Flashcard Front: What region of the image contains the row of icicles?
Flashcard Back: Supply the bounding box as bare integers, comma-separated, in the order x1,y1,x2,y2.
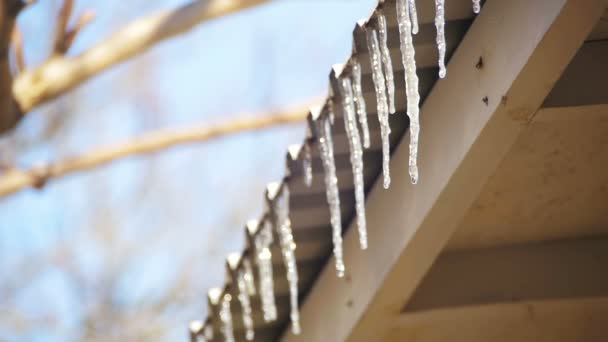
191,0,482,341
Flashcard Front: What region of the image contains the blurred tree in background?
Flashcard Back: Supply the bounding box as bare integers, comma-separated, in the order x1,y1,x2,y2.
0,0,373,340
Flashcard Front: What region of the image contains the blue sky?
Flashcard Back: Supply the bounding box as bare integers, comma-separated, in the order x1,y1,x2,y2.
0,1,375,340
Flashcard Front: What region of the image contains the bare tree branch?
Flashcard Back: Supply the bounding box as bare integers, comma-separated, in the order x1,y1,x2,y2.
53,0,74,54
0,103,313,197
1,0,271,135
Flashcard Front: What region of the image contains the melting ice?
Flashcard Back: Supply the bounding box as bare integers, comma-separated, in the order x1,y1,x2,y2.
316,113,345,277
367,26,392,189
220,294,235,342
255,220,277,322
473,0,481,13
408,0,419,34
340,77,368,250
236,268,255,340
397,0,421,184
273,185,300,334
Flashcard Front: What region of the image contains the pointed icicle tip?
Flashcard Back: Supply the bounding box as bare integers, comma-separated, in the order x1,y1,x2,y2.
434,0,447,78
336,265,345,278
473,0,481,14
397,0,422,186
408,0,419,34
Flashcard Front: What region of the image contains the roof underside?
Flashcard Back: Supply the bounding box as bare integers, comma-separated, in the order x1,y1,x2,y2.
197,1,608,341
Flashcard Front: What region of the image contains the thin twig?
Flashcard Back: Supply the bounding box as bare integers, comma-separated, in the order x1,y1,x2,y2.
0,103,313,197
53,0,74,54
11,24,24,72
62,10,95,53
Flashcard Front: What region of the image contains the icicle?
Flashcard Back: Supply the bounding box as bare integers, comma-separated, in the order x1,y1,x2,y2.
273,185,301,335
302,142,313,187
255,220,277,322
377,10,396,115
236,269,255,340
434,0,447,78
351,61,370,149
472,0,481,13
316,114,345,277
242,258,256,296
220,294,235,342
397,0,421,185
340,77,368,250
367,27,392,189
408,0,419,34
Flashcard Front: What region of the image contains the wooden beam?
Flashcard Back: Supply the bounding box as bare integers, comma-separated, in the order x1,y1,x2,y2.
284,0,606,341
383,297,608,342
407,237,608,312
448,104,608,250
